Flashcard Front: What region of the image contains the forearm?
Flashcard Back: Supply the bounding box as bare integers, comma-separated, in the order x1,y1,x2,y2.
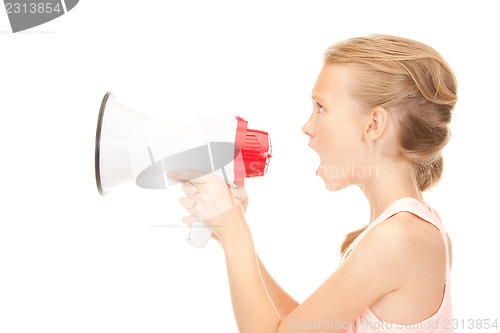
222,224,281,333
256,255,299,319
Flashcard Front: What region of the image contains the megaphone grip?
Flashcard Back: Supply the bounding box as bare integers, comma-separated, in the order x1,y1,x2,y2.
186,221,213,248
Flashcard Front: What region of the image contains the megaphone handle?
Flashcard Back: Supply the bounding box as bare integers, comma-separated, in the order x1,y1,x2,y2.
186,221,213,248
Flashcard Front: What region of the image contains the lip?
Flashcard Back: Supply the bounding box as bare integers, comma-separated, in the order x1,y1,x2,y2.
308,144,321,175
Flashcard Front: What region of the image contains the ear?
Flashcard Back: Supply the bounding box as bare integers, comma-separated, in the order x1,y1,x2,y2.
363,107,389,142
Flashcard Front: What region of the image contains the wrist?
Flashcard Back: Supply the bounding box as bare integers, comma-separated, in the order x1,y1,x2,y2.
210,204,247,237
219,217,252,251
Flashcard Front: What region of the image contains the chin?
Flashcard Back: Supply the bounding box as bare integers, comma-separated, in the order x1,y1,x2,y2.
323,178,349,192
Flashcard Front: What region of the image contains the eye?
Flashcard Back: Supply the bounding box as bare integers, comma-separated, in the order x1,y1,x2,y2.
315,101,325,113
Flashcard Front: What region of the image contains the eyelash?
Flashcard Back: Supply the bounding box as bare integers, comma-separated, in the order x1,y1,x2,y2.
315,102,325,113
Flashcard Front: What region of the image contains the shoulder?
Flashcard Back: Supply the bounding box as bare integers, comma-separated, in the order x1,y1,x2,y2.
348,212,444,286
367,212,445,259
356,213,423,254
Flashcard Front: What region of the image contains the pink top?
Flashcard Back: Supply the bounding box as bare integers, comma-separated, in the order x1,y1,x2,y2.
340,197,453,333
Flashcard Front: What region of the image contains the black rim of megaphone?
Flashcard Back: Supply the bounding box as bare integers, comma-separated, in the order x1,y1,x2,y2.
94,92,113,196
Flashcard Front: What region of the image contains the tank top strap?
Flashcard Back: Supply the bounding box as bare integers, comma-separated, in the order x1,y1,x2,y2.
370,197,441,230
341,197,451,275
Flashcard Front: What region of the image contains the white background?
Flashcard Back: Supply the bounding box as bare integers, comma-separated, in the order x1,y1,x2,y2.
1,1,499,332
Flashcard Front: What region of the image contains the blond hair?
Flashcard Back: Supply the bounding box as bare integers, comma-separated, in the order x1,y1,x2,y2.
322,35,458,256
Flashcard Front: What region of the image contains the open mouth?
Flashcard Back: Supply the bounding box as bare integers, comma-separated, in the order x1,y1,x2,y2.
307,143,321,176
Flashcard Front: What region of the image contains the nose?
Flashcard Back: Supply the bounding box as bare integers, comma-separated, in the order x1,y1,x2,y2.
302,114,315,137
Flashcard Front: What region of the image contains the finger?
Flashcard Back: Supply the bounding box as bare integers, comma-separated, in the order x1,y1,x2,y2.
178,196,196,209
182,215,201,225
180,182,198,196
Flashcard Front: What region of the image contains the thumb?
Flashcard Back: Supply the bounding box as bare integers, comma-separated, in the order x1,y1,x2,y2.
230,186,247,200
230,186,248,212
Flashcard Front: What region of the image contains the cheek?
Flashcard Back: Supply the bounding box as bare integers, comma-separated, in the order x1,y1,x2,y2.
317,120,355,163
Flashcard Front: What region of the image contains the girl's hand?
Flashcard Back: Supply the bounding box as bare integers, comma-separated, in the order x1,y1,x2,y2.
167,170,248,241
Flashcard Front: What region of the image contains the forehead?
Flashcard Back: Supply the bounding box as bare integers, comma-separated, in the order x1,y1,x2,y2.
311,63,353,102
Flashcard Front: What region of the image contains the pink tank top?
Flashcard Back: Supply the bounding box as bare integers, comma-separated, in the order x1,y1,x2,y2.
340,197,453,333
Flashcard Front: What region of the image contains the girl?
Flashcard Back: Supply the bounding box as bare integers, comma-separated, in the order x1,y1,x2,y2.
168,34,456,333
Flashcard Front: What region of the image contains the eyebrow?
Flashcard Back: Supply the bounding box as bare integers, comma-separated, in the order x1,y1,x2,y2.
311,94,326,104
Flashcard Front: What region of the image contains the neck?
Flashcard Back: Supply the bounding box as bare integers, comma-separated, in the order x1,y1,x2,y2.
357,159,425,223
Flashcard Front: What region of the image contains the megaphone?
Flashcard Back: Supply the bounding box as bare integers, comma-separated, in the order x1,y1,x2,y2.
94,92,272,248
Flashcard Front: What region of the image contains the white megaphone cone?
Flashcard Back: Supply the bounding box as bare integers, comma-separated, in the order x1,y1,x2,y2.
94,92,272,248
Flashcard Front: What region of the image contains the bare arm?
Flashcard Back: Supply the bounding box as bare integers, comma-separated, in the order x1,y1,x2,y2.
219,211,413,333
171,174,410,333
256,254,299,319
221,223,281,333
212,234,299,319
227,186,299,318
